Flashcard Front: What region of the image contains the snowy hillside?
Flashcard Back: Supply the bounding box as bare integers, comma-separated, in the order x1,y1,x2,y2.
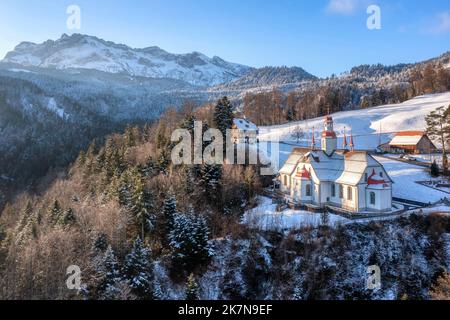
2,33,252,86
213,66,316,90
259,92,450,150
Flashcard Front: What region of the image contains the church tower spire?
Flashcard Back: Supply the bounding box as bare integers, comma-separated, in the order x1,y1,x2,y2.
349,130,355,151
321,115,337,155
343,127,348,149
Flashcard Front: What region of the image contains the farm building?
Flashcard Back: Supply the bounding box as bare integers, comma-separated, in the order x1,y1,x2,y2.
384,131,437,154
231,118,259,144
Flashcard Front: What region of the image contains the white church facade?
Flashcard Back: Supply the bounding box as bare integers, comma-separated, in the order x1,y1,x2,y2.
278,116,393,214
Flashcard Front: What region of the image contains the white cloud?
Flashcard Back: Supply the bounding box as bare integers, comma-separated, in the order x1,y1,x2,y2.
421,12,450,35
428,12,450,34
326,0,359,15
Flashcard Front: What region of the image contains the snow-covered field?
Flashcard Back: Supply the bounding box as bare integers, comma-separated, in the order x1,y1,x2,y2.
244,197,450,232
259,93,450,203
374,156,449,202
243,197,350,231
259,92,450,150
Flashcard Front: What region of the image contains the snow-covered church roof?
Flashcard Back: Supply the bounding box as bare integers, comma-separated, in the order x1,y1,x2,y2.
279,115,392,186
280,149,392,186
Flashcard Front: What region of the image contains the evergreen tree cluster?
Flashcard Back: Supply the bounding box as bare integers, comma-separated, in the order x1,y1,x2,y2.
169,207,213,271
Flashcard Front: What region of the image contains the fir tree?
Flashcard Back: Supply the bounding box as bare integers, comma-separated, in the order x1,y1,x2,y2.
152,279,164,300
76,150,87,168
48,200,62,226
430,160,440,177
180,113,196,135
123,238,153,299
213,97,235,137
198,164,222,203
60,208,76,227
292,285,303,300
157,150,170,174
98,246,122,299
94,233,108,252
15,201,39,245
169,208,212,270
130,168,155,239
185,273,199,300
161,191,177,244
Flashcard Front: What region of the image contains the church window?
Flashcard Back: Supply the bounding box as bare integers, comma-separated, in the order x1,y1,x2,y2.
283,175,287,186
370,192,376,205
331,184,336,197
347,187,353,201
306,184,312,197
339,185,343,198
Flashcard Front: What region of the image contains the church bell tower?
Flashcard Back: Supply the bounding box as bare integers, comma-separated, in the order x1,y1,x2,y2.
321,116,337,155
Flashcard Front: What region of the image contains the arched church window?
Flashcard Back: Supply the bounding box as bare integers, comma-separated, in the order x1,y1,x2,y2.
339,185,343,199
331,184,336,197
347,187,353,201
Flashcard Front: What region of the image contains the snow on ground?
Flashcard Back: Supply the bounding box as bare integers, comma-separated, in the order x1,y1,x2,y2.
8,68,34,74
374,156,449,202
259,93,450,203
259,92,450,150
243,197,349,231
46,98,66,119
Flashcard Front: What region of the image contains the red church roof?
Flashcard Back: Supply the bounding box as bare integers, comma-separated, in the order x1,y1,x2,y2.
296,165,311,179
322,131,337,138
367,169,386,185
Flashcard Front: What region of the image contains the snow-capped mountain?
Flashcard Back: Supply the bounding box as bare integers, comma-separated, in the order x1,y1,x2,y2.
2,33,252,86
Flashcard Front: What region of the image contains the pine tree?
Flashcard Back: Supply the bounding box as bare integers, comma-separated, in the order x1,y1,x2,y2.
185,273,199,300
169,208,212,270
292,285,303,300
430,160,440,177
160,192,177,244
182,166,195,196
76,150,87,168
15,201,39,245
94,233,108,252
180,113,196,135
426,106,450,174
213,97,235,137
48,200,62,226
98,246,122,299
118,169,133,207
157,150,170,174
198,164,222,203
59,208,76,227
130,168,155,239
123,238,153,299
152,279,164,300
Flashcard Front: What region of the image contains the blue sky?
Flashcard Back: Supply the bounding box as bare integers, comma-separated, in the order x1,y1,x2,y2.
0,0,449,77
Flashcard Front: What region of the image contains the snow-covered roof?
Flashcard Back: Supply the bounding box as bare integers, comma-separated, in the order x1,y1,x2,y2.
389,131,425,146
232,118,258,131
279,148,309,175
281,149,392,186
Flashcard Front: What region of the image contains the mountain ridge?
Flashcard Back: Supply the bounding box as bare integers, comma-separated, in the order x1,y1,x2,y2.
3,33,253,87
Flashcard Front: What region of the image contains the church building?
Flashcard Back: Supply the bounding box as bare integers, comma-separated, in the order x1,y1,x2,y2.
278,116,393,213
